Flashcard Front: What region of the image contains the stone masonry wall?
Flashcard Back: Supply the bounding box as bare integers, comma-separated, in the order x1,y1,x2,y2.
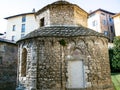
17,36,114,90
36,9,50,27
50,5,74,26
36,4,88,27
74,6,88,27
0,42,17,90
50,5,88,27
17,39,37,90
65,36,114,90
37,38,67,90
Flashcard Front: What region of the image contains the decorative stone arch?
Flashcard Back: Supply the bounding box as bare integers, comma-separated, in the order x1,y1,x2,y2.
86,39,94,46
94,38,105,51
94,38,104,45
85,39,94,54
67,41,76,54
100,38,105,45
76,39,88,55
104,38,108,45
21,48,27,77
100,38,108,47
66,46,86,89
76,39,86,47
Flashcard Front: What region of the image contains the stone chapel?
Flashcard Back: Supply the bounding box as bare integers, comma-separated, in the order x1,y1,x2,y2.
16,1,114,90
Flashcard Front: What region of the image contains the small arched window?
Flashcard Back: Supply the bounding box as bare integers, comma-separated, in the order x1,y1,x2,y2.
21,48,27,77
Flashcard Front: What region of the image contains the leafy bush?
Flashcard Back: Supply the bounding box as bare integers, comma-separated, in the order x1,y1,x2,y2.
111,36,120,72
109,48,113,72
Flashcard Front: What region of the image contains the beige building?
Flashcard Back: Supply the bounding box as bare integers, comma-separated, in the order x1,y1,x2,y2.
5,12,39,41
113,13,120,36
88,9,115,42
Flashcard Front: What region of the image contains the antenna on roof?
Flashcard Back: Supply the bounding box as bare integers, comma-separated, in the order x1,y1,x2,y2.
89,10,92,13
58,0,65,1
32,8,35,12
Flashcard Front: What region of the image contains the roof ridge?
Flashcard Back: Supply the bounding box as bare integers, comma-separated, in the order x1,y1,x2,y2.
89,8,115,15
51,0,71,4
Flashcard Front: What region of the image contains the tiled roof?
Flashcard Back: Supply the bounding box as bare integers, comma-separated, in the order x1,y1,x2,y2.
112,13,120,18
19,26,106,41
0,38,16,44
4,12,35,19
0,33,3,35
89,8,115,15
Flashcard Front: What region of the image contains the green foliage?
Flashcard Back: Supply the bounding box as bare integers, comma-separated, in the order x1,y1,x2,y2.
59,39,66,46
112,36,120,72
109,48,113,71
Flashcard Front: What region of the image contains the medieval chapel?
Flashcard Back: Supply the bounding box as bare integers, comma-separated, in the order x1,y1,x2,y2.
16,1,114,90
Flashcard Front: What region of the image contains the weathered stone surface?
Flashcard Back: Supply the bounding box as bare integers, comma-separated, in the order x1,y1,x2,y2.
36,1,88,27
16,1,114,90
0,39,17,90
17,35,114,90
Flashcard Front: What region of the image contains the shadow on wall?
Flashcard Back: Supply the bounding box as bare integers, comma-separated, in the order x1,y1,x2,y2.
0,62,17,90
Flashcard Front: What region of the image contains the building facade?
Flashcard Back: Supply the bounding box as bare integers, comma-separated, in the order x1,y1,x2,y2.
113,13,120,36
5,12,39,42
0,38,18,90
88,9,115,42
16,1,114,90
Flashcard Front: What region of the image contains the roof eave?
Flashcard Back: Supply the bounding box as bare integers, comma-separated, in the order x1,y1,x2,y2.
112,13,120,18
89,8,115,15
4,12,35,19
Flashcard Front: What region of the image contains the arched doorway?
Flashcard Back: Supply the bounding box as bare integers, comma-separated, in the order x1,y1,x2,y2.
67,49,85,89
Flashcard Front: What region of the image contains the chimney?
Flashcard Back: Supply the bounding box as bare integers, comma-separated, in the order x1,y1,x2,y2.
32,8,35,12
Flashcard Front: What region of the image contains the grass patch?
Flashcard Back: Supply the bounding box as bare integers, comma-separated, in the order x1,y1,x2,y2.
111,73,120,90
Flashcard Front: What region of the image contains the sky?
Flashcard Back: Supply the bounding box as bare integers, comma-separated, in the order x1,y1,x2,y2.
0,0,120,33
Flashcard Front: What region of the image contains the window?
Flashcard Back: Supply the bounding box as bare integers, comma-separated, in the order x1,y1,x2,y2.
12,35,15,41
22,16,26,22
104,31,108,36
12,25,16,31
110,26,113,33
21,48,27,77
21,24,25,32
40,18,44,27
101,13,105,16
21,34,25,38
109,18,112,22
102,20,106,25
0,57,2,64
92,20,97,26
